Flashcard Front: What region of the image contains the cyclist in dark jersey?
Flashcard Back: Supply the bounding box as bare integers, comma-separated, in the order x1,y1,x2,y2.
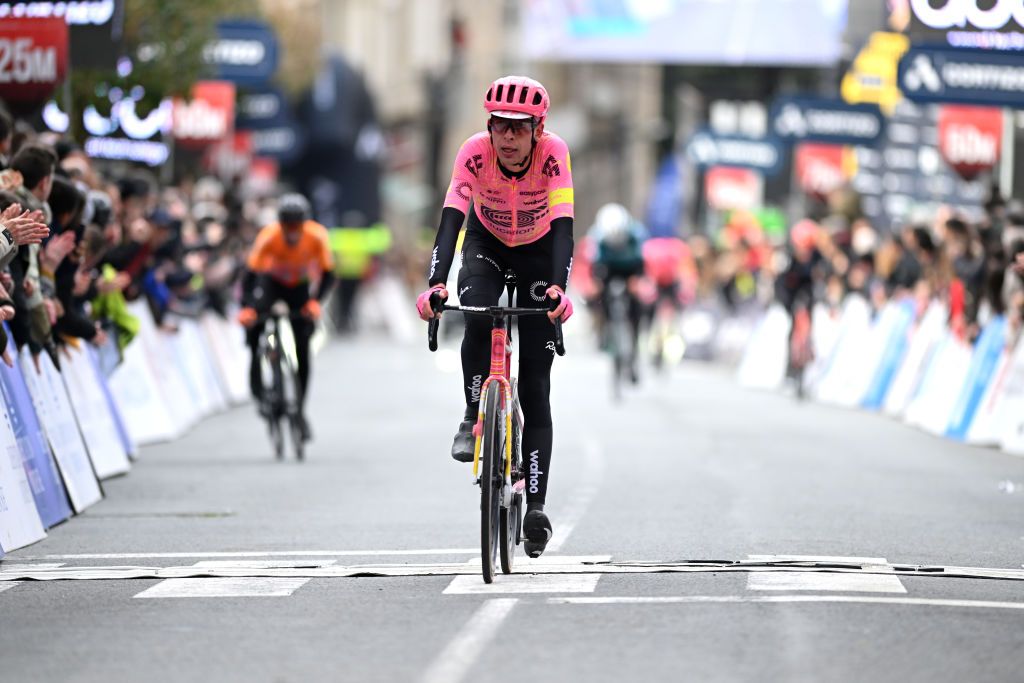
415,75,574,558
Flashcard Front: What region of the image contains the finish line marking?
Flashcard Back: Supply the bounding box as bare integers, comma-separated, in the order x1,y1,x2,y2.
548,595,1024,611
10,549,479,561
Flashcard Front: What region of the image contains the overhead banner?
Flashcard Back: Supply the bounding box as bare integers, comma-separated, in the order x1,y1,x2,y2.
521,0,847,65
899,45,1024,107
205,19,279,86
20,349,102,513
937,104,1003,179
0,16,69,106
0,340,71,528
770,97,885,146
905,0,1024,51
684,130,784,175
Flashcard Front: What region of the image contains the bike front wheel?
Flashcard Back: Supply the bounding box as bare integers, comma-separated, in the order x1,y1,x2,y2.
479,383,504,584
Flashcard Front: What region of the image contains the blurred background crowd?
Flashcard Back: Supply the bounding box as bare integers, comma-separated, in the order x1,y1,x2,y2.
0,0,1023,375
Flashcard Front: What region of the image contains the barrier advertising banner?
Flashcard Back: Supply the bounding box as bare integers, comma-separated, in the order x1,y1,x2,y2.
998,336,1024,455
200,312,249,404
814,295,873,406
736,305,790,390
61,344,130,479
904,332,973,435
85,344,137,458
0,380,46,551
947,317,1007,440
883,302,948,417
107,333,177,445
0,343,70,528
20,349,101,513
861,300,916,410
965,350,1012,446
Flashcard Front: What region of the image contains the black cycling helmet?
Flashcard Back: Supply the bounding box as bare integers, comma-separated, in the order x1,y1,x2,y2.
278,193,311,225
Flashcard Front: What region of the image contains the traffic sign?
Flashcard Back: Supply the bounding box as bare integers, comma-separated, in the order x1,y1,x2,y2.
769,97,885,146
898,45,1024,107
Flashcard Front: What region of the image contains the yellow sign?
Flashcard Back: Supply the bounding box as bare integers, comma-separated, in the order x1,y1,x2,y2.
841,32,909,116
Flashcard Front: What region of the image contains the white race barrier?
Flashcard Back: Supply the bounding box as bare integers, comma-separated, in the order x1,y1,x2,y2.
176,319,229,414
108,330,178,445
736,305,790,390
883,302,948,418
904,331,974,435
61,344,131,479
200,312,249,405
998,338,1024,455
803,303,842,395
20,349,102,513
814,295,874,406
0,400,46,551
965,350,1012,446
127,301,198,434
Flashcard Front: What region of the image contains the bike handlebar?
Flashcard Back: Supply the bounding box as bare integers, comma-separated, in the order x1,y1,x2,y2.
426,295,565,356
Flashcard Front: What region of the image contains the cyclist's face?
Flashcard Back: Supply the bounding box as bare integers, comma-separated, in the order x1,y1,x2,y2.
282,221,303,245
490,117,538,169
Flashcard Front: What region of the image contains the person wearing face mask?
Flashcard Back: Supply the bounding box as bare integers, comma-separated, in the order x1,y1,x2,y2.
237,193,335,442
415,76,575,558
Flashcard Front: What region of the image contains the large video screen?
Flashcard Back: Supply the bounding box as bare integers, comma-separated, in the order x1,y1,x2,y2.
522,0,848,66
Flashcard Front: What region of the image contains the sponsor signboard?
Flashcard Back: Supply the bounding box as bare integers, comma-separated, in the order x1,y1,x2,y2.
205,19,278,85
906,0,1024,51
770,97,885,146
937,104,1003,179
899,45,1024,107
0,16,68,105
684,130,784,175
0,0,122,68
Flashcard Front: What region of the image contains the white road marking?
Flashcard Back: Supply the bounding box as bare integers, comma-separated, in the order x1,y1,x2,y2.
0,562,66,572
0,583,16,594
547,437,604,553
548,596,1024,611
746,554,905,593
133,577,310,599
420,598,519,683
747,572,907,593
14,549,478,561
190,560,338,569
444,573,600,595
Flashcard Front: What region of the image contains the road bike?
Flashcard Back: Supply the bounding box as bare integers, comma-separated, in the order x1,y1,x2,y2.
789,306,814,401
427,275,564,583
257,303,305,462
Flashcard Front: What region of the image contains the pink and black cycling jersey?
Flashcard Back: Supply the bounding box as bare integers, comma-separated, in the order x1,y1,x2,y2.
443,132,575,248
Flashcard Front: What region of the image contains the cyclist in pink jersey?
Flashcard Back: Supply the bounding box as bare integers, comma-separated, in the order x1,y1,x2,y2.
415,75,574,558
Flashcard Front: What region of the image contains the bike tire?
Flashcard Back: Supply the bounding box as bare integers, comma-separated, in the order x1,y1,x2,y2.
269,415,284,460
500,391,523,575
289,414,305,461
479,383,503,584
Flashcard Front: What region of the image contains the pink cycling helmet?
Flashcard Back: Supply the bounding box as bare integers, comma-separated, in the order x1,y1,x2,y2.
484,75,549,121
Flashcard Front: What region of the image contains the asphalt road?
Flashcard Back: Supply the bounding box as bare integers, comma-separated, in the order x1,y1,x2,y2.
2,330,1023,683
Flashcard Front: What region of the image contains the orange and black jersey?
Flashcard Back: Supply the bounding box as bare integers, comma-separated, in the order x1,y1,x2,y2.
246,220,334,287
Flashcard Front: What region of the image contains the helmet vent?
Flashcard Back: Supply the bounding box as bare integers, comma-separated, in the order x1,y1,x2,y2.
518,88,529,104
532,92,543,105
495,84,504,101
486,87,494,102
506,84,516,102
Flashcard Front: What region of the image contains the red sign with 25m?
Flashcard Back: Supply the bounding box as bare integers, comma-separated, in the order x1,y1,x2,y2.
0,17,68,105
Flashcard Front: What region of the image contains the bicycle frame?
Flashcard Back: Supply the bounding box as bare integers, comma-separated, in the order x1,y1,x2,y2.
471,316,514,481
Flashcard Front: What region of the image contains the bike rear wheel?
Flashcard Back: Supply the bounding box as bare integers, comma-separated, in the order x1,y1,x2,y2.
479,383,504,584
